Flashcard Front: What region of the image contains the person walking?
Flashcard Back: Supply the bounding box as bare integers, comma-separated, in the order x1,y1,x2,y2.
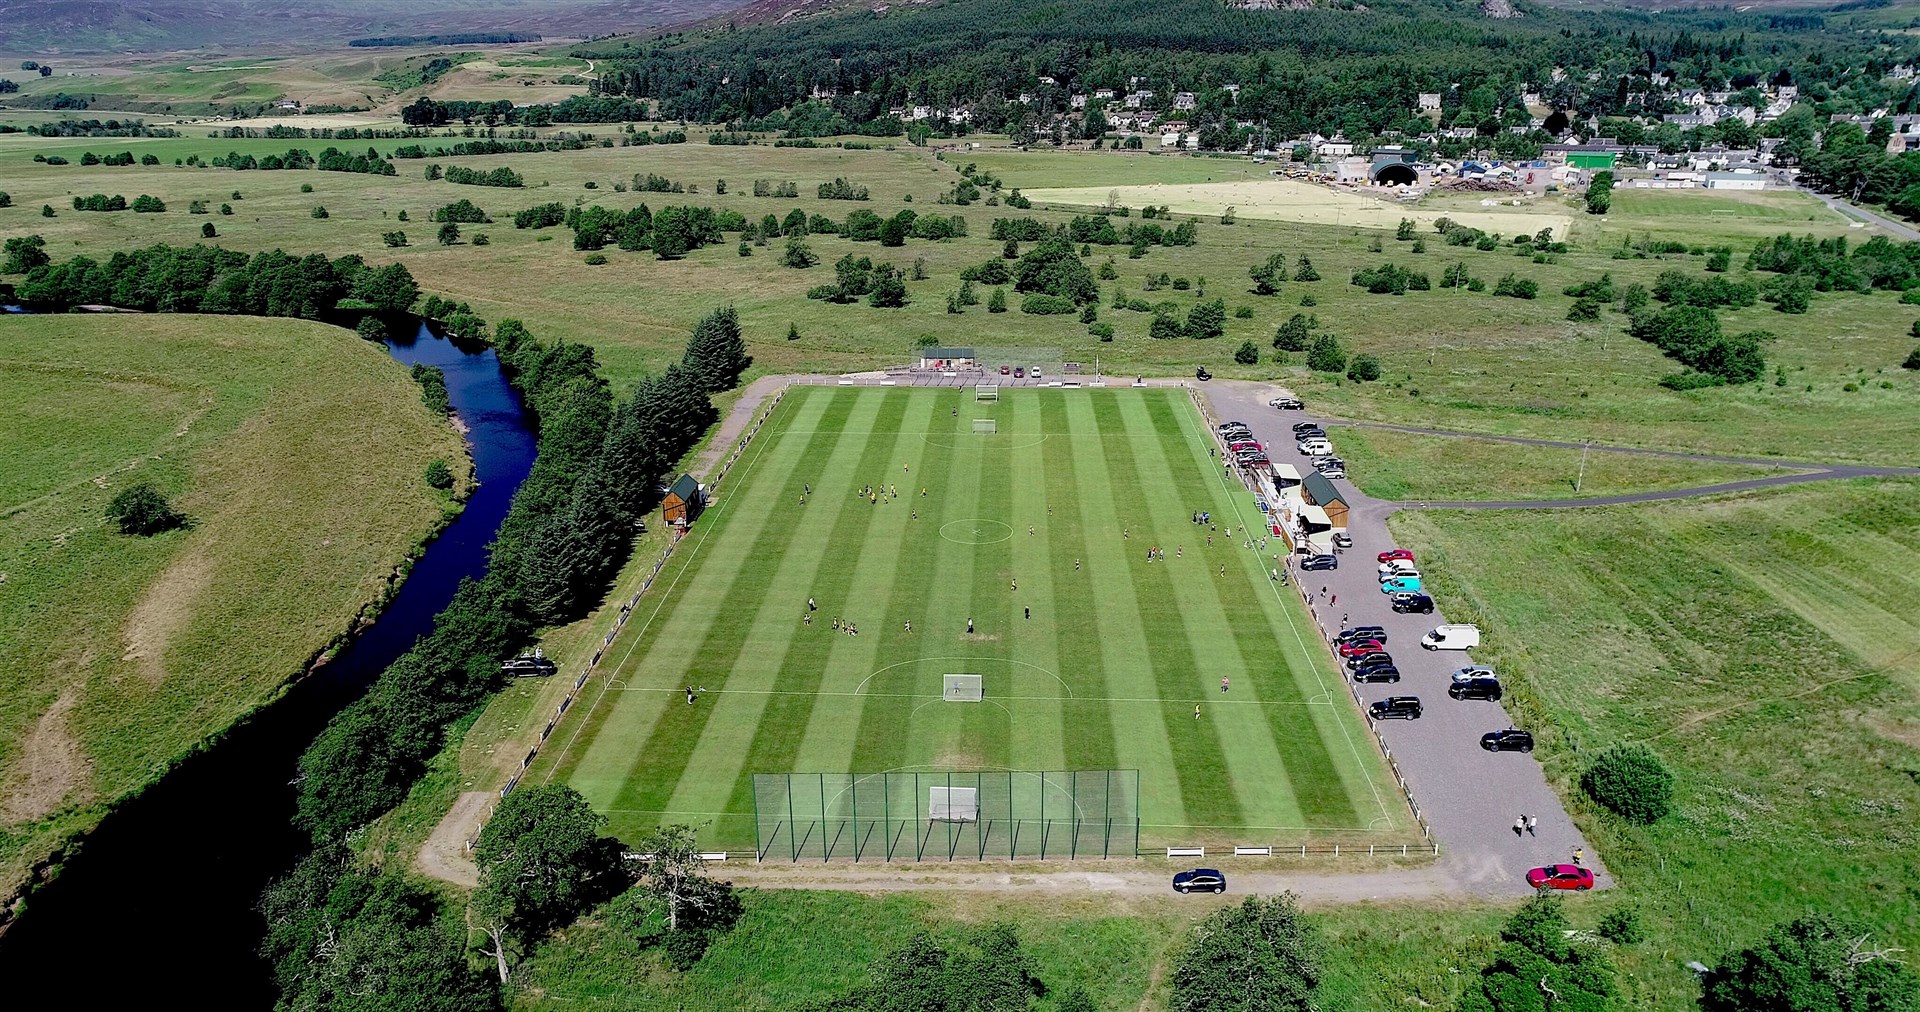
808,597,816,612
967,617,974,634
1573,847,1584,866
1330,593,1338,606
1514,816,1526,838
1074,559,1080,571
1219,564,1226,576
904,620,912,633
686,687,697,705
1221,676,1230,694
1024,606,1030,620
1194,704,1201,720
1341,612,1349,626
1526,815,1538,836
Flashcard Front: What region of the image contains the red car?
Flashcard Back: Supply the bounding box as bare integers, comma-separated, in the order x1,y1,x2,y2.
1337,638,1386,658
1526,864,1594,891
1377,549,1415,564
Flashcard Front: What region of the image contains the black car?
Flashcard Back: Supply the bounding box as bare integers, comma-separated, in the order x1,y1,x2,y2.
1291,421,1322,434
1195,367,1212,381
1335,626,1388,644
1390,592,1436,615
1217,421,1251,433
1300,554,1338,571
1368,696,1422,720
1345,651,1392,671
1271,398,1304,410
1353,664,1402,684
1480,728,1535,753
1173,868,1226,894
1450,676,1503,701
1294,427,1327,440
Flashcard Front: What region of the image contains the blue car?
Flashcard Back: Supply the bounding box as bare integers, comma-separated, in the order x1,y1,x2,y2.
1381,576,1422,594
1173,868,1227,894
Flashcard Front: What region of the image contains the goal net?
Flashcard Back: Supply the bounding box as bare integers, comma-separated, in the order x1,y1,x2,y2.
943,674,983,702
929,786,979,823
972,418,997,434
975,384,999,401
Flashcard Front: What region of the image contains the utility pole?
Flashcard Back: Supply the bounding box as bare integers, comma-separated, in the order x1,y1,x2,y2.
1575,440,1590,494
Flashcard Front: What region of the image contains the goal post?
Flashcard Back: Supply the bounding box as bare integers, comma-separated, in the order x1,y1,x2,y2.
943,674,983,702
929,786,979,823
975,383,999,401
972,418,997,434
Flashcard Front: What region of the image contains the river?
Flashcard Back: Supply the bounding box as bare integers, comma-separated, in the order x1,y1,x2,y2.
0,317,537,1003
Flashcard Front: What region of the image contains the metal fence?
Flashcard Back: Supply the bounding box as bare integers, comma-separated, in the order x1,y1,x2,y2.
752,770,1140,862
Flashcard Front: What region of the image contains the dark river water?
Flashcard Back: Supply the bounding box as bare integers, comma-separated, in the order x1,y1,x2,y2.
0,318,537,1003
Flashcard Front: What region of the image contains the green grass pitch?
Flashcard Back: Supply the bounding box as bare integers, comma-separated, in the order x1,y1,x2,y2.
542,386,1411,854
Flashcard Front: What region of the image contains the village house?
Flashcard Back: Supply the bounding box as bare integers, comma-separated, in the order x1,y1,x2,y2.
1124,89,1153,108
1315,133,1354,158
1094,87,1115,100
1417,92,1442,112
1173,91,1197,110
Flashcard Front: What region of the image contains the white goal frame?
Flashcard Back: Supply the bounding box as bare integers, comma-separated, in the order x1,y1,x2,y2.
975,384,999,401
943,674,983,702
972,418,997,434
929,786,979,823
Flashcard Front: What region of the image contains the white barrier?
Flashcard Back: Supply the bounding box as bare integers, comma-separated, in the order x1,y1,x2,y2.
1166,847,1206,858
1232,846,1272,856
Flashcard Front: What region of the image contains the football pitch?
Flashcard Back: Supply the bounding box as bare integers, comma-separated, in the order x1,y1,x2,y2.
541,386,1412,855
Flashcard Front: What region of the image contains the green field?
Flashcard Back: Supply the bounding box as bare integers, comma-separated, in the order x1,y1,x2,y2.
0,314,464,901
539,386,1408,853
1391,478,1920,1005
1327,425,1796,502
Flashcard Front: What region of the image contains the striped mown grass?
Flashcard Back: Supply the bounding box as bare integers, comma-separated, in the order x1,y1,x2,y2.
541,386,1410,854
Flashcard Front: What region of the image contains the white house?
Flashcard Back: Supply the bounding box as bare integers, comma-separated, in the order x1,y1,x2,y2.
1173,92,1197,110
1417,92,1442,111
1315,133,1353,158
1094,87,1115,100
1705,171,1766,190
1070,94,1087,109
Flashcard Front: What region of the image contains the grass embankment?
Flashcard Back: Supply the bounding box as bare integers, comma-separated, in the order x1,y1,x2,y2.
1328,426,1798,502
0,314,465,902
1391,478,1920,1008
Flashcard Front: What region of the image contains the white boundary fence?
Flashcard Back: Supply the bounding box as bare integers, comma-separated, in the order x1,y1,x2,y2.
465,384,793,851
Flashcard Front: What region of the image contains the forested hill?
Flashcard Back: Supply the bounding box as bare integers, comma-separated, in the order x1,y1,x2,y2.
579,0,1918,137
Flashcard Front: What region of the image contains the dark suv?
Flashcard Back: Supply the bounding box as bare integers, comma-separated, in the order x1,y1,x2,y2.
1335,626,1388,645
1480,728,1535,753
1301,554,1338,571
1450,675,1503,701
1390,592,1435,615
1352,664,1401,684
1368,696,1422,720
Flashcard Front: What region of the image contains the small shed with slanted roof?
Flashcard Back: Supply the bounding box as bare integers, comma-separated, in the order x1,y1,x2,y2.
1300,472,1349,529
663,473,705,527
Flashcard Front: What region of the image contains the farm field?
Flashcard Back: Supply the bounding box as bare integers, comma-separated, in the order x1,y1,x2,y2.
3,129,1918,465
1028,178,1573,238
1601,185,1859,243
1326,425,1796,502
538,385,1412,854
1390,478,1920,1006
0,314,464,902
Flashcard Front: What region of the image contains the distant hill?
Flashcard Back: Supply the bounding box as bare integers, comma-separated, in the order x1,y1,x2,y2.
0,0,755,55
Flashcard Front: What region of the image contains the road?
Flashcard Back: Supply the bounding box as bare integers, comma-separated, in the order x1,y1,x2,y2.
1798,186,1920,242
1203,381,1614,896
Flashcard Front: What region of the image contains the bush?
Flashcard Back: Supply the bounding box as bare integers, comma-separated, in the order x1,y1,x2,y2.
987,287,1007,313
584,253,608,265
424,459,454,489
200,222,217,238
310,206,329,219
106,481,183,535
131,194,166,213
383,231,409,248
1090,322,1115,341
1492,274,1537,299
1171,895,1323,1012
1703,917,1920,1012
1346,354,1381,382
355,316,389,342
1596,908,1644,945
1567,297,1602,321
1580,743,1674,824
1021,293,1079,315
472,233,490,246
1904,346,1920,370
300,182,314,193
1306,334,1346,373
1235,340,1259,365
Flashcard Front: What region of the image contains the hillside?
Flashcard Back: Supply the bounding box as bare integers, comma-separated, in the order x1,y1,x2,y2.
0,0,753,55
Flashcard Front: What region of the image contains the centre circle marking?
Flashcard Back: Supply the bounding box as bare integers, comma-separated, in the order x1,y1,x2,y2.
939,518,1012,545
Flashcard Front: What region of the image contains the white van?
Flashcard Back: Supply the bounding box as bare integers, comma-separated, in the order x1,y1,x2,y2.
1421,624,1480,651
1297,438,1334,455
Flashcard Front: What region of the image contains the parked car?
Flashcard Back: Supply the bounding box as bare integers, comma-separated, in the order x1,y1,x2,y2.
1000,365,1010,375
1390,592,1435,614
1480,728,1535,753
1369,696,1423,720
1298,439,1334,455
1335,626,1388,644
1378,569,1420,585
1291,422,1323,434
1378,559,1419,575
1218,421,1251,433
1337,638,1386,658
1377,549,1415,563
1422,624,1481,650
1380,577,1421,594
1353,664,1402,684
1345,651,1393,671
1173,868,1227,894
1195,366,1212,381
1229,440,1262,452
1031,367,1043,379
1451,666,1496,682
1295,426,1327,439
1450,675,1503,701
1271,397,1304,409
1318,466,1347,479
1013,366,1025,378
1301,554,1338,571
1332,532,1353,549
1526,865,1594,891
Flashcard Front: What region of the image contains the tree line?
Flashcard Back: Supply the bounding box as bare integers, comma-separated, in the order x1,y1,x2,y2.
12,243,422,316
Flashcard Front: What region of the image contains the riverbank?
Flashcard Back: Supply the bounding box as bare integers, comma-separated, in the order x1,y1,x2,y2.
0,320,533,1006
